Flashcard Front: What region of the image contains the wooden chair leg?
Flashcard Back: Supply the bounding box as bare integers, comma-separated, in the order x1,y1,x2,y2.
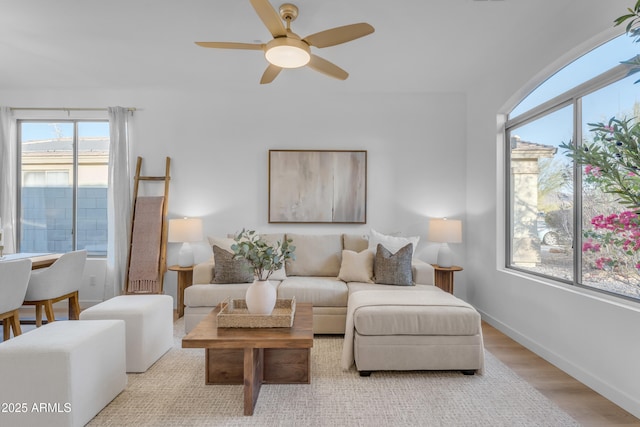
44,301,56,324
35,304,43,327
10,314,22,337
69,291,81,320
3,321,9,341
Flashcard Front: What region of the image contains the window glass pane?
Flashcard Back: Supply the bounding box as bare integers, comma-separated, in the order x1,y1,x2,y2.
20,122,74,253
511,33,637,118
19,120,109,257
77,122,109,257
509,105,574,280
580,74,640,299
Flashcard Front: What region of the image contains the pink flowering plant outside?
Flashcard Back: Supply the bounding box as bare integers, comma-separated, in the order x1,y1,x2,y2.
561,118,640,273
582,211,640,270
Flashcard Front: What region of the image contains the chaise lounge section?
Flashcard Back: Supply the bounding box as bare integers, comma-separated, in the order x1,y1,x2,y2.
342,288,484,375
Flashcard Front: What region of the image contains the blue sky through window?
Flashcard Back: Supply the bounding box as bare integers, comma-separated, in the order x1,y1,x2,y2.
510,33,640,154
21,122,109,141
511,33,638,118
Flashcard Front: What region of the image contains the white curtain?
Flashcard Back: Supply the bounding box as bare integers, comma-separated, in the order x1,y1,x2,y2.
105,107,132,299
0,107,16,254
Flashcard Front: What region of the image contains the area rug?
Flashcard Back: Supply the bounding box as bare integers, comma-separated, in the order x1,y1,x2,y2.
88,319,579,427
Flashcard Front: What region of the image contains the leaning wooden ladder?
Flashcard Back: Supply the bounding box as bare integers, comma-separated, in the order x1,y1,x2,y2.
125,156,171,294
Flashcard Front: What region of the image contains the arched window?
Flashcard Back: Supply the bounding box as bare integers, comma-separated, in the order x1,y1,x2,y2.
505,32,640,301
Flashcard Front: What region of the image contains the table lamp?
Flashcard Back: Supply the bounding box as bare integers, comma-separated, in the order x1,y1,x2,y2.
168,217,203,267
428,218,462,268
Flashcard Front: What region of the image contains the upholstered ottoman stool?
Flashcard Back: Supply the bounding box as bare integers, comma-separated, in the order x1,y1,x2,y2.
0,320,126,427
80,294,173,373
342,288,485,376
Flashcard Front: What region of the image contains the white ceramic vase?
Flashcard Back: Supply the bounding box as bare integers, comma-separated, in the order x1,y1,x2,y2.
245,279,276,315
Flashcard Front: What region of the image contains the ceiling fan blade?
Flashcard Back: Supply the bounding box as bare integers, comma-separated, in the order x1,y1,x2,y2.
195,41,264,50
307,55,348,80
260,64,282,84
250,0,287,38
303,23,374,48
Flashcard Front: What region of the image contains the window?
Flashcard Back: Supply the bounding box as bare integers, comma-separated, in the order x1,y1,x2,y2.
18,121,110,257
506,33,640,301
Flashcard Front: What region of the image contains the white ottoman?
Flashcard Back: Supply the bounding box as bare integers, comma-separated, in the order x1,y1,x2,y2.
80,294,173,373
0,320,126,427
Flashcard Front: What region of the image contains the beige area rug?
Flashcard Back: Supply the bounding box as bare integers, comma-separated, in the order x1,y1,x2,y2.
88,319,579,427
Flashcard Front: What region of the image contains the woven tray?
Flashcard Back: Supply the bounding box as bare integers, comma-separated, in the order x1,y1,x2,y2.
217,297,296,328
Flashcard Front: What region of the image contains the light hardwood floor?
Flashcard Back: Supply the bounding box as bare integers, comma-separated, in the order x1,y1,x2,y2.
6,310,638,425
482,321,640,426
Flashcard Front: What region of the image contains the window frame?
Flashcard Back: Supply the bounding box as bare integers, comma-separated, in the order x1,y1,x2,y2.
505,62,638,302
16,119,109,257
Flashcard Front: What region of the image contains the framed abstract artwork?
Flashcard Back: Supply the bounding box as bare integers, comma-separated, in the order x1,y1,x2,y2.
268,150,367,223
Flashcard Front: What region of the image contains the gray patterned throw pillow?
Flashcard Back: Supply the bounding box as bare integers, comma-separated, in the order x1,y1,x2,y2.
374,243,414,286
211,245,254,284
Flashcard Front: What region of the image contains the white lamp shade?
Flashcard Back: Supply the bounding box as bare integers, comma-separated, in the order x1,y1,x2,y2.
428,218,462,243
428,218,462,268
168,218,203,243
169,218,202,267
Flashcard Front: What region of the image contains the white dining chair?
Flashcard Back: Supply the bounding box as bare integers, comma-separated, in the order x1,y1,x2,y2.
23,250,87,327
0,259,32,340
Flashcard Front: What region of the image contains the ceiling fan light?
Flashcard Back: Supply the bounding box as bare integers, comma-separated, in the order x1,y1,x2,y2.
265,38,310,68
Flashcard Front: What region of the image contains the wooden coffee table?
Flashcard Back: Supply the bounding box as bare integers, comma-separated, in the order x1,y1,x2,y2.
182,302,313,415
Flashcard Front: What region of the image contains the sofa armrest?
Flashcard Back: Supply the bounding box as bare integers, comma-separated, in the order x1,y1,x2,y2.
193,257,215,284
412,260,435,285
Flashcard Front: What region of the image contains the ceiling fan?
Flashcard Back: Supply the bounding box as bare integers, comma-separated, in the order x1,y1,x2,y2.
195,0,374,84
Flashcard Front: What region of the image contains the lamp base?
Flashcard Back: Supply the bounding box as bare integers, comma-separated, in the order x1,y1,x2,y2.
178,242,194,267
436,243,454,268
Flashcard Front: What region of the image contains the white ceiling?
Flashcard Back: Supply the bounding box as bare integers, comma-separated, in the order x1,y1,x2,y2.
0,0,628,94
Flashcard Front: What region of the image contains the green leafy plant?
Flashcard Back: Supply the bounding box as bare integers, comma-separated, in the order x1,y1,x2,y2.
615,0,640,82
231,229,295,281
560,117,640,210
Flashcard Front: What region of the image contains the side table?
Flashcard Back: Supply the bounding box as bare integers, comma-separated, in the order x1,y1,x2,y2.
431,264,463,294
168,265,194,318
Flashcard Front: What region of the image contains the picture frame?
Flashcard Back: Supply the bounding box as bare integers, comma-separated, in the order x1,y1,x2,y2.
268,150,367,224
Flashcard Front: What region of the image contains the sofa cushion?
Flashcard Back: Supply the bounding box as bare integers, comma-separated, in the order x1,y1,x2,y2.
338,250,374,283
211,245,253,284
368,229,420,258
343,234,369,252
185,282,265,307
278,277,348,307
285,234,342,276
348,282,435,295
353,303,481,336
374,243,414,286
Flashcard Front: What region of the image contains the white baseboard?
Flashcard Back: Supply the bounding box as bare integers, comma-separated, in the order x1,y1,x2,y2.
480,310,640,419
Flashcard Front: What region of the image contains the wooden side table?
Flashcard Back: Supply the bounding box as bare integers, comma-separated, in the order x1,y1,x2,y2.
168,265,194,318
431,264,463,294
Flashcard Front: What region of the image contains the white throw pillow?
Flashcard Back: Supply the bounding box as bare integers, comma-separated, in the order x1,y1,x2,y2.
367,229,420,257
207,236,235,252
337,249,374,283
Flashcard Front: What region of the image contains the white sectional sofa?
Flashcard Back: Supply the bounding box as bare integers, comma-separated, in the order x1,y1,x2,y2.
184,233,436,334
184,231,485,375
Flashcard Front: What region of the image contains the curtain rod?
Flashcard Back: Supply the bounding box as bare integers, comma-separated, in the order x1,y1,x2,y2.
9,107,136,112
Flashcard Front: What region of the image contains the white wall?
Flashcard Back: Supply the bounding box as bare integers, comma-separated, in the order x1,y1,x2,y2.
133,88,469,298
0,87,469,304
464,18,640,420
